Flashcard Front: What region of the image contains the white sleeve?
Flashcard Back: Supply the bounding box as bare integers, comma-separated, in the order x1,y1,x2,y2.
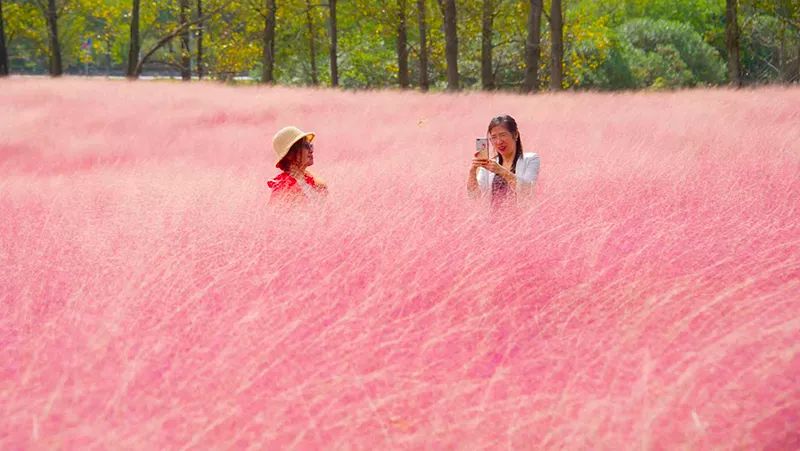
476,167,492,193
517,154,540,185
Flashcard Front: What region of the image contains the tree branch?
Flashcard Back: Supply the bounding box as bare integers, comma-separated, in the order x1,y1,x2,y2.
146,59,186,71
247,0,266,18
752,4,800,31
491,38,519,49
755,53,781,75
57,0,71,16
134,4,224,76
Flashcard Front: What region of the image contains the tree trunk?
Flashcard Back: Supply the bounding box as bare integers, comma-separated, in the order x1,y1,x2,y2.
397,0,409,88
417,0,428,91
779,21,787,81
197,0,203,79
480,0,494,90
305,0,317,85
549,0,562,91
46,0,62,76
105,38,112,75
262,0,276,83
725,0,741,87
127,0,140,78
329,0,338,86
440,0,458,90
179,0,191,80
796,34,800,83
0,0,9,76
522,0,542,92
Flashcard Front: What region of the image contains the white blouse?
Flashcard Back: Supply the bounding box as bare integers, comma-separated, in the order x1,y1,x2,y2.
476,152,541,197
295,175,325,202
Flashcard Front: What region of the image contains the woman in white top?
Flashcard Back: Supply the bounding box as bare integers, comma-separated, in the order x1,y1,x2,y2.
467,115,540,209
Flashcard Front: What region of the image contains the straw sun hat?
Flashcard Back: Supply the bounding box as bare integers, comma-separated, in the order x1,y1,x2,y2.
272,126,315,168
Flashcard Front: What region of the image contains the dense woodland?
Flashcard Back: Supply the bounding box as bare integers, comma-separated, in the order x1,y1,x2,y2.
0,0,798,91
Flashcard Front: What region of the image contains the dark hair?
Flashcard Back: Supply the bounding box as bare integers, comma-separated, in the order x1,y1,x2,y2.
277,138,309,172
487,115,523,173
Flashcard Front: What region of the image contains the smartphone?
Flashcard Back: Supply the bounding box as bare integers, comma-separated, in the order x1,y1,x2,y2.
475,138,489,159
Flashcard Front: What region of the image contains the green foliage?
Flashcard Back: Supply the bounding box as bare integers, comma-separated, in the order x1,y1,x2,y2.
563,12,617,89
202,2,260,80
740,10,800,82
623,42,695,88
4,0,49,72
617,18,726,88
333,1,396,88
2,0,797,89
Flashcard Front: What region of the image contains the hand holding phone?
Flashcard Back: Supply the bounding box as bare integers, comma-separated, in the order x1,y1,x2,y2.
474,138,489,160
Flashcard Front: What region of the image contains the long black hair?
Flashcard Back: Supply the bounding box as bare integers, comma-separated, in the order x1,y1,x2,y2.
487,115,523,174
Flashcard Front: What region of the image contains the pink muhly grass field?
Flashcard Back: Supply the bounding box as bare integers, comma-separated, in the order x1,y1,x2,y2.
1,78,799,449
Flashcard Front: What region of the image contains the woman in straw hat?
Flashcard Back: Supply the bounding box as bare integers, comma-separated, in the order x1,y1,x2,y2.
267,126,328,204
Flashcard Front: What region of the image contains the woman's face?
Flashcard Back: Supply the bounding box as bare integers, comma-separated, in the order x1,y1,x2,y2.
489,124,517,156
296,139,314,169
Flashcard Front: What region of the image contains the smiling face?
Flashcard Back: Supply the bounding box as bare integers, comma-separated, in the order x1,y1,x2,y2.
489,124,517,158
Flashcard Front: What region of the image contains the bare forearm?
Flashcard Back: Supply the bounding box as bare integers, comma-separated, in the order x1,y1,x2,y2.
467,169,480,196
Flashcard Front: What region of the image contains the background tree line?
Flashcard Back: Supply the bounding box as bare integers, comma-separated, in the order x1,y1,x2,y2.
1,0,798,91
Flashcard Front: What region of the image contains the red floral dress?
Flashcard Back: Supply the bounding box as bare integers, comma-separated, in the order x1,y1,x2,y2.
267,172,327,204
